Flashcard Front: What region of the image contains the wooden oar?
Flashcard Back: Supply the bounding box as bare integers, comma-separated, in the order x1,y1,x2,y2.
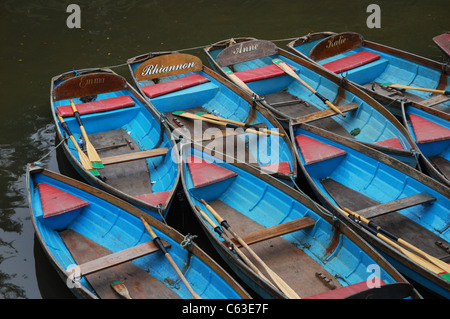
172,111,268,136
140,216,202,299
70,99,103,169
272,58,345,117
340,208,447,275
195,205,276,289
383,83,449,95
200,199,301,299
57,114,99,176
224,68,254,95
111,280,132,299
195,112,285,137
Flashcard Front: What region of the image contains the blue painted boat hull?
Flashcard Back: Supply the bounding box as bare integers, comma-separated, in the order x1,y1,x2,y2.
204,37,418,167
50,68,180,221
290,123,450,298
180,144,421,299
26,164,250,299
287,32,450,114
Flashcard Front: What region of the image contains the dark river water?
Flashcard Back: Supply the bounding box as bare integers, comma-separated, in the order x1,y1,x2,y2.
0,0,448,299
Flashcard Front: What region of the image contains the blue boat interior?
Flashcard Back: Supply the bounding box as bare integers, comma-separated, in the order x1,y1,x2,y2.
292,126,450,253
128,61,295,175
292,38,450,110
208,46,413,152
30,170,243,299
52,86,179,206
183,146,400,297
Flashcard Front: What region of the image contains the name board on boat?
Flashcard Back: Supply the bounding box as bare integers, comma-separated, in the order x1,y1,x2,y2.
134,53,203,81
216,40,279,67
308,32,364,61
53,72,128,101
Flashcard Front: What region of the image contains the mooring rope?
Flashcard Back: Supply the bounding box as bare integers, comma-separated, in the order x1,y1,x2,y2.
76,36,300,71
33,135,69,165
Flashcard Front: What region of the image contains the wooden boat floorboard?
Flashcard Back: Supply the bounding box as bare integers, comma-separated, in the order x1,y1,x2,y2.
89,128,153,196
321,178,450,261
264,91,354,139
60,229,180,299
167,106,266,164
208,200,344,297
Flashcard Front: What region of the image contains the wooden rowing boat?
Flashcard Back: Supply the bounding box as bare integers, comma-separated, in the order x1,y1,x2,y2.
26,163,251,299
179,143,421,299
401,103,450,187
204,37,418,167
126,52,298,185
290,123,450,298
50,68,180,221
286,31,450,114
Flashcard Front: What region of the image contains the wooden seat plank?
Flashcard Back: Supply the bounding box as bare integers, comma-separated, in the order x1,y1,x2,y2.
102,147,169,166
61,229,179,299
420,94,450,108
355,193,436,219
229,216,316,248
293,102,359,124
71,239,171,277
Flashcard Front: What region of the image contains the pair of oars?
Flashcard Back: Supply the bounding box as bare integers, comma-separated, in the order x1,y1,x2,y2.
223,59,345,117
340,207,450,276
195,112,284,137
172,111,269,136
57,99,103,175
197,199,300,299
382,83,449,96
272,58,346,117
69,99,104,170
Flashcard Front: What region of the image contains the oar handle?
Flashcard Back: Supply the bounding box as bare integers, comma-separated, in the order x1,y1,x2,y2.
200,199,229,227
140,217,168,254
70,99,84,126
57,114,73,136
195,205,225,237
140,216,201,299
